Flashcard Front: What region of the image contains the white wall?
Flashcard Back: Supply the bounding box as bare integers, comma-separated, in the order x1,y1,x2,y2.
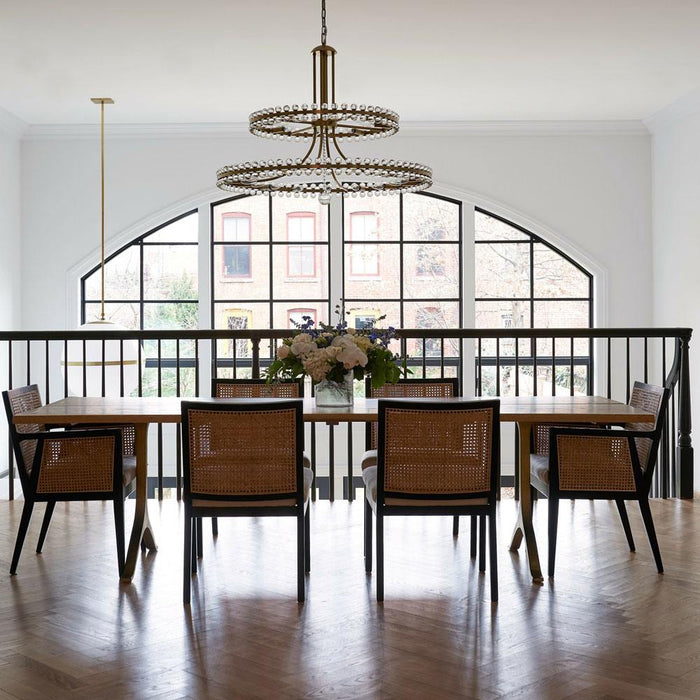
0,109,22,329
649,102,700,480
19,125,653,330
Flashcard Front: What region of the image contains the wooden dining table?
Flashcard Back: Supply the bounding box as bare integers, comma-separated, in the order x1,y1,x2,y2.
13,394,654,583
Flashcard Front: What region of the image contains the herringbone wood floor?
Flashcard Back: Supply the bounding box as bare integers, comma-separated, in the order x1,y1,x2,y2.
0,492,699,699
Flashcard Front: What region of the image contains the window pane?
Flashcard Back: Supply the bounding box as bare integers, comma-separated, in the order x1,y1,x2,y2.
404,243,459,299
214,245,269,300
273,302,329,329
533,243,590,298
533,300,590,328
84,246,140,300
143,245,198,300
475,242,530,298
475,210,529,241
273,199,328,241
144,302,198,330
404,301,460,358
83,301,141,329
273,245,327,298
344,196,399,240
344,243,399,298
475,300,531,330
212,197,269,242
403,194,459,241
146,213,198,242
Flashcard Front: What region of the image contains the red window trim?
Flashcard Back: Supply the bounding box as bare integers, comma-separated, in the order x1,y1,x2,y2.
221,212,252,279
349,211,380,277
286,212,317,278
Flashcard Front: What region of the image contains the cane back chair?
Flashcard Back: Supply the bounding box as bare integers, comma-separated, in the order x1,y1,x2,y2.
530,381,670,577
3,385,136,576
363,398,501,602
361,378,481,552
181,399,312,604
205,378,310,543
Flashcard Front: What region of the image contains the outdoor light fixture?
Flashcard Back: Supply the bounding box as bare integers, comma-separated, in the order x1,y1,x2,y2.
216,0,432,204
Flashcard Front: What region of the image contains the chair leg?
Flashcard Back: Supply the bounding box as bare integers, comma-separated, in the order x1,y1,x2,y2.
453,515,459,537
304,507,311,574
478,515,486,573
113,497,125,577
639,498,664,573
364,497,373,573
489,510,498,603
376,512,384,602
470,515,477,558
36,501,56,553
615,499,636,552
10,499,35,575
297,512,305,603
183,512,192,605
212,517,218,537
196,517,203,559
191,518,198,574
548,495,560,578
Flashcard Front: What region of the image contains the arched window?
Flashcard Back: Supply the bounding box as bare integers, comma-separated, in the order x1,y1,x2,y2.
474,208,593,395
81,210,198,330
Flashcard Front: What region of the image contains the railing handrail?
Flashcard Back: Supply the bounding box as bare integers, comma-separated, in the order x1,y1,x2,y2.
0,327,692,341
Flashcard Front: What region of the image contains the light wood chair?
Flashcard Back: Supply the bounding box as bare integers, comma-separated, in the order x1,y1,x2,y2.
181,399,312,604
530,381,670,577
2,385,136,576
363,398,501,602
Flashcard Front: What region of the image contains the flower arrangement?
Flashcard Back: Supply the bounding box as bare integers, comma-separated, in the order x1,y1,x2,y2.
267,311,405,389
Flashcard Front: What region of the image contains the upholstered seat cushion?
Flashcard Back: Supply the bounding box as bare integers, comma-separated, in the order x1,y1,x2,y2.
362,466,489,510
360,449,377,471
122,456,137,487
530,454,549,484
192,467,314,508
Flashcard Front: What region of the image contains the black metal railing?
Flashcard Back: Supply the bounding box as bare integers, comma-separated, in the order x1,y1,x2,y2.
0,327,692,501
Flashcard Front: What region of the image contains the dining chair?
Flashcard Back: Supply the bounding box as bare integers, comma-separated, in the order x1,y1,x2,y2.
361,378,481,552
2,385,136,576
181,399,312,604
205,378,311,543
363,398,501,602
530,381,670,577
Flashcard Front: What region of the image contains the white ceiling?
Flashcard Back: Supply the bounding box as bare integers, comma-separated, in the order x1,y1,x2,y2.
2,0,700,125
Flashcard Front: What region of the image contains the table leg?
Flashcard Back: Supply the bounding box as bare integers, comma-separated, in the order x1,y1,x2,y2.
509,421,543,583
121,423,157,582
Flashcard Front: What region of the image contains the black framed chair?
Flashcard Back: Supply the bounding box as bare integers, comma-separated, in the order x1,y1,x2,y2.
181,399,312,604
3,385,136,576
205,378,310,543
363,398,501,602
530,381,670,577
361,378,481,551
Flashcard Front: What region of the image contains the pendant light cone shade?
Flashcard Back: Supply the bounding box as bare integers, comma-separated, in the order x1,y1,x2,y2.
61,98,141,397
216,0,432,203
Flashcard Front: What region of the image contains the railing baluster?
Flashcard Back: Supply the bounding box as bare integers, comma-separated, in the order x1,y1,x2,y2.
495,338,500,396
44,340,50,404
157,339,163,500
625,337,630,403
551,338,556,396
607,337,612,399
569,337,574,396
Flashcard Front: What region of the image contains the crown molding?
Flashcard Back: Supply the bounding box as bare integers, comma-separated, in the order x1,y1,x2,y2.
22,119,649,141
399,120,649,136
0,106,27,138
644,88,700,133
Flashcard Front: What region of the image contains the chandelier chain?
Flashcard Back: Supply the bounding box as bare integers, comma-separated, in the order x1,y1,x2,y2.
321,0,327,45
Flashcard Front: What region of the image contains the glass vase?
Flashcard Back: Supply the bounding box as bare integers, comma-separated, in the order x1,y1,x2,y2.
315,371,354,407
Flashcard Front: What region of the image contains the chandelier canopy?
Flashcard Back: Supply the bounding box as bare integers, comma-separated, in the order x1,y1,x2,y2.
216,0,432,204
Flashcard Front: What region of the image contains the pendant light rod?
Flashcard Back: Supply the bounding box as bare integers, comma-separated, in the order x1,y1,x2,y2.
90,97,114,321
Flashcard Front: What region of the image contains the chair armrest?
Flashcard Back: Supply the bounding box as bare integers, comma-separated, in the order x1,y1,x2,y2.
549,428,641,492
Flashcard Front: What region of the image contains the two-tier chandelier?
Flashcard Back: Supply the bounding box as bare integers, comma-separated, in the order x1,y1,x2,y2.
216,0,432,204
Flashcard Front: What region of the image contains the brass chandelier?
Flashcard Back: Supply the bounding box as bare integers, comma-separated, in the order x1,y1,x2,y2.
216,0,432,204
